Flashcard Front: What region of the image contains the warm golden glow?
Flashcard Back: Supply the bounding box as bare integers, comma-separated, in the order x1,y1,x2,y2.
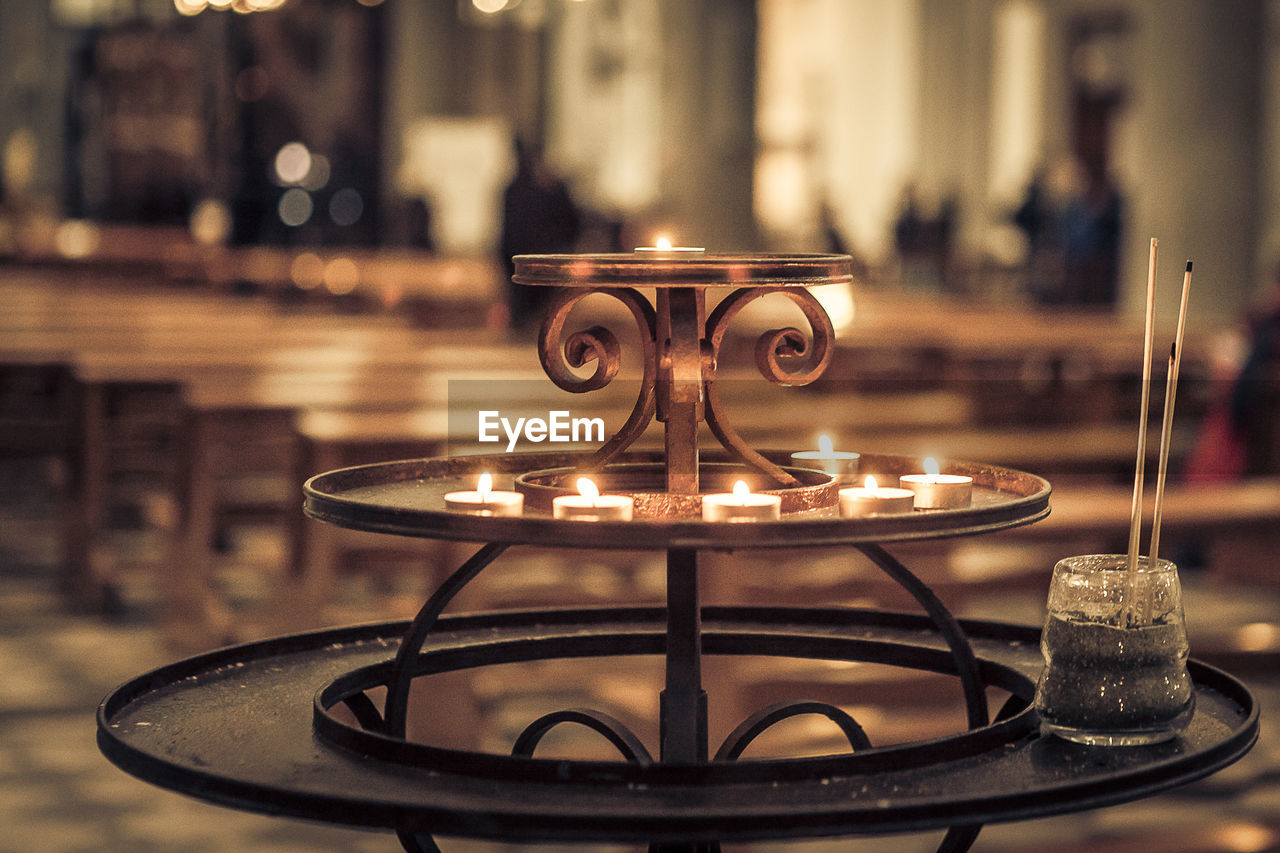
576,477,600,500
924,457,941,478
189,199,231,246
54,220,99,259
1234,622,1280,652
2,128,37,197
476,472,493,499
654,236,672,251
323,257,360,295
810,283,856,334
289,252,324,290
818,434,834,455
864,475,878,491
1212,823,1277,853
472,0,508,13
733,480,751,500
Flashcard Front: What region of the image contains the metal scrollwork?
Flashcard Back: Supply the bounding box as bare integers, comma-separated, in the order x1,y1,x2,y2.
705,286,835,387
703,286,836,485
715,700,871,762
512,708,653,765
536,287,659,470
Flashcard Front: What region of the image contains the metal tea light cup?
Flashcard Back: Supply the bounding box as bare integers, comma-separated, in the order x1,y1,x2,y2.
1034,554,1194,746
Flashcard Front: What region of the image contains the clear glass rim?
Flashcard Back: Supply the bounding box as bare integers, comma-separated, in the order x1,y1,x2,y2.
1053,553,1177,575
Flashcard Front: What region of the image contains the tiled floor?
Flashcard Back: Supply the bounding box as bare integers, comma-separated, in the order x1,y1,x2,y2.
2,456,1278,852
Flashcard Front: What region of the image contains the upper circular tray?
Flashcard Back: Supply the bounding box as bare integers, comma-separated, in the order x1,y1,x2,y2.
303,450,1050,550
512,252,853,288
97,608,1257,844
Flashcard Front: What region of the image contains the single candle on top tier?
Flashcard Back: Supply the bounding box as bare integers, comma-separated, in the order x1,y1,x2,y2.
552,477,634,521
444,472,524,517
839,475,915,518
791,434,860,484
899,457,973,510
702,480,782,522
634,236,706,259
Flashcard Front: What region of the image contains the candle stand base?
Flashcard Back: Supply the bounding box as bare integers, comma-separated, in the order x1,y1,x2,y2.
99,605,1257,850
95,250,1258,851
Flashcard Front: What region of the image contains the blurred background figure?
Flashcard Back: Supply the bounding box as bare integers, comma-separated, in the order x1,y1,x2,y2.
1014,154,1123,307
500,136,581,332
893,182,957,293
1187,265,1280,481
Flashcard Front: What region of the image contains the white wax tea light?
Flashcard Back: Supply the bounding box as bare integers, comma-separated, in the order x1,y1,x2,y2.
899,457,973,509
702,480,782,522
552,477,634,521
634,236,705,259
444,472,524,517
791,434,860,483
839,475,915,518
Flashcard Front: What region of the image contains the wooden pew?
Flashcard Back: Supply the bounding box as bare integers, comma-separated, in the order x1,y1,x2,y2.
0,268,516,618
7,225,505,328
1003,477,1280,577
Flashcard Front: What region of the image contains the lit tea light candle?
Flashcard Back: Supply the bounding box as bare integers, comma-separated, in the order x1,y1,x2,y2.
552,476,634,521
839,475,915,517
791,434,861,484
702,480,782,522
634,236,706,259
444,472,524,517
899,457,973,509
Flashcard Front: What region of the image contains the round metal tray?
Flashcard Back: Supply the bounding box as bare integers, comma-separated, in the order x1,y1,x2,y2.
302,450,1051,550
511,252,853,288
97,608,1257,845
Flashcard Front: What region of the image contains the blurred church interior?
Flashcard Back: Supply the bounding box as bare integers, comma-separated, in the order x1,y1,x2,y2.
2,0,1280,850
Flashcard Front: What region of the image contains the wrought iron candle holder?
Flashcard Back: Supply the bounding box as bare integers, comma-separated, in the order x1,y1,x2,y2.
99,252,1257,853
515,252,848,498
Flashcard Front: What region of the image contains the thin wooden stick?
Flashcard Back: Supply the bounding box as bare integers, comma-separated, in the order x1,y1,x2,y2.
1149,261,1193,564
1148,345,1177,564
1127,238,1159,576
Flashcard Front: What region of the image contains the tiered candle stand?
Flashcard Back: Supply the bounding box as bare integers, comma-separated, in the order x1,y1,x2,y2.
98,254,1257,852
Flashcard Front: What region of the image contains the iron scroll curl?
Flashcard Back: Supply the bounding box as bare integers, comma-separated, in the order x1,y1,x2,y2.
536,286,659,470
703,286,837,486
705,285,836,387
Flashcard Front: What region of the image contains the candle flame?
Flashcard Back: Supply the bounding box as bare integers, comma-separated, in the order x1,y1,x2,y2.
477,472,492,499
924,457,940,478
733,480,751,501
864,475,878,490
576,477,600,500
655,236,672,251
818,434,834,455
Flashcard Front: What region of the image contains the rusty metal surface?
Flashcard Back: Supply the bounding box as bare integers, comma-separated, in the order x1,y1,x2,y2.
512,252,854,288
655,287,706,492
98,608,1257,843
513,460,837,518
702,285,837,487
536,286,658,471
520,253,849,492
303,450,1051,549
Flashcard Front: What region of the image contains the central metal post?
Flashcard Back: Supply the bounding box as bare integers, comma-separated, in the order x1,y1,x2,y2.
655,287,706,494
660,547,707,764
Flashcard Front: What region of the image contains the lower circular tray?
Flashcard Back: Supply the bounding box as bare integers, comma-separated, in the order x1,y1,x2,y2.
98,608,1256,845
303,450,1051,549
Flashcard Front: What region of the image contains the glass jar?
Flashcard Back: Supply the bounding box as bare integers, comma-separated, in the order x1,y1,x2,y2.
1034,554,1194,746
